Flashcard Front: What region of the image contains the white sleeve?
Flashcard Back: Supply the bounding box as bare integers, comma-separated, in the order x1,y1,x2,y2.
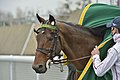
92,48,118,77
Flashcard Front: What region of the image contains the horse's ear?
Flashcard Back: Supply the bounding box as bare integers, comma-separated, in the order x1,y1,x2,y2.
49,14,56,26
36,13,45,23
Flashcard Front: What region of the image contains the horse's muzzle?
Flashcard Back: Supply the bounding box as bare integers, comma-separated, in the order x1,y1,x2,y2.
32,64,47,73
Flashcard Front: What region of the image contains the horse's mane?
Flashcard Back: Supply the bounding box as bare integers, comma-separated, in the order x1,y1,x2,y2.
59,21,106,38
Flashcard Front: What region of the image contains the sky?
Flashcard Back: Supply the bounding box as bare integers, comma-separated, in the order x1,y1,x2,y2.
0,0,115,17
0,0,65,16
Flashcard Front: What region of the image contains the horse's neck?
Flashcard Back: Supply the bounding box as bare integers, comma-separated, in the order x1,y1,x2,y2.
57,22,102,69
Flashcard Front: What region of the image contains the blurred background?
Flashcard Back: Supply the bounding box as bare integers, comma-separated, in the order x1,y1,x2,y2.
0,0,120,80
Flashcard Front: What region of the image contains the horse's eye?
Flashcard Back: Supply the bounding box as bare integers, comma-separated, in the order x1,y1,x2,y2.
50,32,55,35
49,37,53,41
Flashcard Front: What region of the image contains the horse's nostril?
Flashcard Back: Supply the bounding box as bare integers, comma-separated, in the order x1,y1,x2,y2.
39,65,43,68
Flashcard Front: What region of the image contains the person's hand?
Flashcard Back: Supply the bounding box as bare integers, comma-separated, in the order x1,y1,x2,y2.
91,46,100,56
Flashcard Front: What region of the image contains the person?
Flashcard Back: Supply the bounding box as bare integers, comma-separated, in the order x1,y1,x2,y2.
91,16,120,80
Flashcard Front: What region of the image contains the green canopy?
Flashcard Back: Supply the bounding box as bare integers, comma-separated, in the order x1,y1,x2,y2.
78,3,120,80
79,3,120,28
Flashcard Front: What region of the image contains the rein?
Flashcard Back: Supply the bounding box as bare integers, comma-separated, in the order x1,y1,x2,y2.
51,55,90,73
53,55,91,64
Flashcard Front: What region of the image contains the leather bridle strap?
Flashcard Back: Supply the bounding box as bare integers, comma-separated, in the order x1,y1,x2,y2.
36,48,52,55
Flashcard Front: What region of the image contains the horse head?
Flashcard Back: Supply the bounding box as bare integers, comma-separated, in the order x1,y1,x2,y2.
32,14,62,73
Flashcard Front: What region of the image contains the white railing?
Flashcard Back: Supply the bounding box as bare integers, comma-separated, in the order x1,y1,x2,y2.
0,55,36,80
0,55,68,80
0,55,34,63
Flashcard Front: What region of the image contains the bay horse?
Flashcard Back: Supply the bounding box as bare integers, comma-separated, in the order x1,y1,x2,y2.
32,14,103,80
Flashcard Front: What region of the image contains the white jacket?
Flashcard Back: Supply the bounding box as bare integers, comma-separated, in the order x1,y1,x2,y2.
92,34,120,80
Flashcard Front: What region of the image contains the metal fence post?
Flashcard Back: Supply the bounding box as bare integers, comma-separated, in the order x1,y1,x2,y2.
36,74,40,80
10,55,14,80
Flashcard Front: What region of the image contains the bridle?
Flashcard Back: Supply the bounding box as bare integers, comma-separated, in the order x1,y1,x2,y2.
36,24,62,63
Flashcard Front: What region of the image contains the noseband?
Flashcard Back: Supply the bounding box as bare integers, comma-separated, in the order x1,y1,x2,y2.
36,24,62,62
